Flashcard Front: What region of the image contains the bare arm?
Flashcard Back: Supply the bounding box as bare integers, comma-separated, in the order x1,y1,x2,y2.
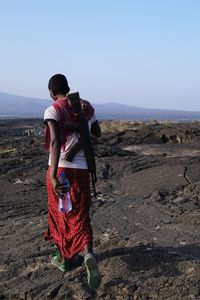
91,120,101,138
47,120,67,195
48,120,61,179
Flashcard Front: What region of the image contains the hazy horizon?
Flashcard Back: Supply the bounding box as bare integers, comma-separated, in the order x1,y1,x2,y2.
0,1,200,111
1,91,200,114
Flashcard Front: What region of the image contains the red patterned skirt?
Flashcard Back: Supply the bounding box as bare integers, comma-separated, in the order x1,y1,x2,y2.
45,167,93,259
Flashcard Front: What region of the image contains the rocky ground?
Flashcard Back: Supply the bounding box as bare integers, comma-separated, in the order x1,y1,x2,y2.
1,119,200,300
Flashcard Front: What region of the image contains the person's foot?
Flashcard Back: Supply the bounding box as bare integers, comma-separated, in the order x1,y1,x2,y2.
51,250,70,272
51,255,70,272
84,253,102,289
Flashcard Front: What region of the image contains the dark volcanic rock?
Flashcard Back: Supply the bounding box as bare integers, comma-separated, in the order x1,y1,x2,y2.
1,120,200,300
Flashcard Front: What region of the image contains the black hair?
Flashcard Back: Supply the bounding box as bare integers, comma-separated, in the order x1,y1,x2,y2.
48,74,70,95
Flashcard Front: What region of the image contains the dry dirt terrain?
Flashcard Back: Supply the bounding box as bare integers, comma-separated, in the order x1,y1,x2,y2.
1,119,200,300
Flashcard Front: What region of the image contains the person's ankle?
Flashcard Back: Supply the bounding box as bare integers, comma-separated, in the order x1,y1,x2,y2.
80,250,93,258
57,254,65,264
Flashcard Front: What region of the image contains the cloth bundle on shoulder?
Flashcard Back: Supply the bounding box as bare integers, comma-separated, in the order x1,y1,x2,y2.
67,92,97,197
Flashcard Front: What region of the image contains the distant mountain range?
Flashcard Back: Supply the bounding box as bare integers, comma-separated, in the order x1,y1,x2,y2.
0,92,200,121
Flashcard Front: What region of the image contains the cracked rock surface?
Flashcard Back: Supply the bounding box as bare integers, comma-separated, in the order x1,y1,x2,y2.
1,119,200,300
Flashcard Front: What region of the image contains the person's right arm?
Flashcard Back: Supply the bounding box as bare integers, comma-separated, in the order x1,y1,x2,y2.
91,120,101,138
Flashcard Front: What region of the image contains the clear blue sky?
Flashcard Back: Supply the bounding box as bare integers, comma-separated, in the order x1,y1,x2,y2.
0,0,199,110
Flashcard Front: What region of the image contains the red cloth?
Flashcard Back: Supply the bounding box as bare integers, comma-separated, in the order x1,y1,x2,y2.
44,97,94,152
45,167,93,259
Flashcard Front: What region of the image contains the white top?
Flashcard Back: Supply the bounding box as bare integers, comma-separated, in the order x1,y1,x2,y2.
44,105,96,169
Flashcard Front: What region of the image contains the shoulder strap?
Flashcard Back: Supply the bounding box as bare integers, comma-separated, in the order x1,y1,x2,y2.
68,93,97,197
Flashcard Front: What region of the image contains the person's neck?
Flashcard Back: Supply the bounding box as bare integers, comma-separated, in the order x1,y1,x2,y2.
56,94,67,100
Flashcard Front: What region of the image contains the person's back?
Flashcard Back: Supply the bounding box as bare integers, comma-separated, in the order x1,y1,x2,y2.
44,95,97,169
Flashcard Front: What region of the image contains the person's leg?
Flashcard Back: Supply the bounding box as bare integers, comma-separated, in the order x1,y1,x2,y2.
65,169,101,287
55,247,65,263
46,168,70,271
82,242,93,256
82,243,101,289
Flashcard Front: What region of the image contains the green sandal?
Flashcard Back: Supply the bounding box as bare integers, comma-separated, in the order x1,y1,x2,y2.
84,253,102,289
51,250,70,272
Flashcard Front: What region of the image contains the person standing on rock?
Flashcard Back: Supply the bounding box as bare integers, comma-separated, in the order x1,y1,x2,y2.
44,74,101,289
